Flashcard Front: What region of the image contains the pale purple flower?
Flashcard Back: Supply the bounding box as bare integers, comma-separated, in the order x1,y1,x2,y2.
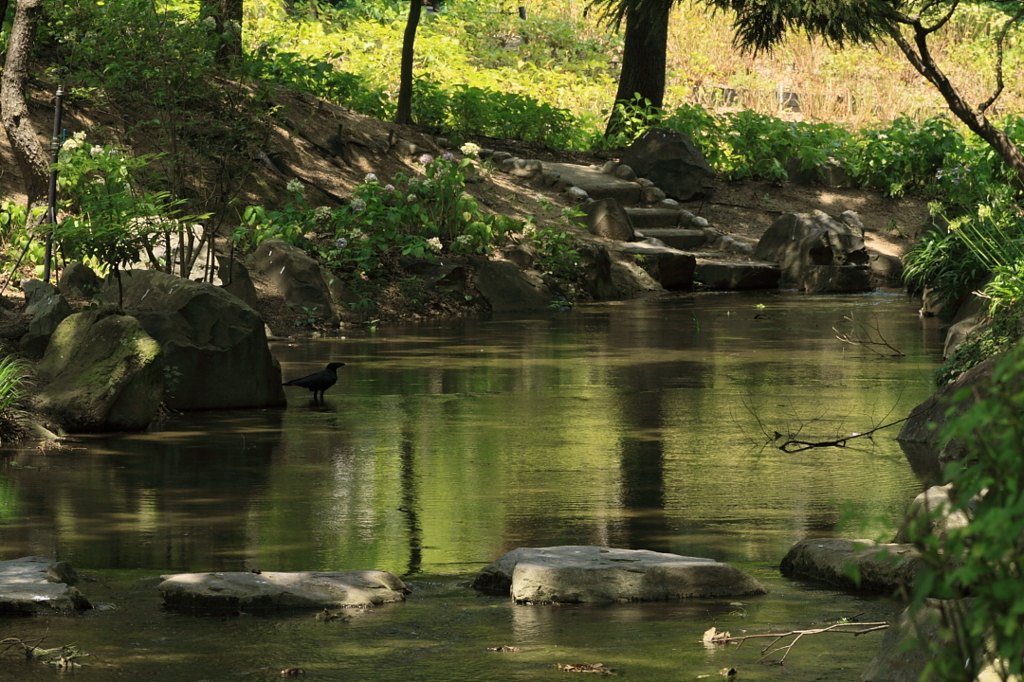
441,152,456,162
385,184,396,192
418,154,434,166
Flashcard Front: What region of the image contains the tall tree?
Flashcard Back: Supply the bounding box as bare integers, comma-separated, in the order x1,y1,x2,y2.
201,0,243,65
709,0,1024,188
0,0,49,207
590,0,674,138
395,0,422,125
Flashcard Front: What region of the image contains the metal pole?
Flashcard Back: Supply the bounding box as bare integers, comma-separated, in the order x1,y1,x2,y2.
42,84,64,284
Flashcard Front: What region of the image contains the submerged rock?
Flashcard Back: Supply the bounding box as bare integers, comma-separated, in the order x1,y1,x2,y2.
0,556,92,615
472,545,766,603
159,570,410,610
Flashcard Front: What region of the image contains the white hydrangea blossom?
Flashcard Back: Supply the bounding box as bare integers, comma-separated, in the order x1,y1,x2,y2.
460,142,481,158
455,234,473,247
286,178,305,194
427,237,443,253
350,198,367,214
364,173,378,183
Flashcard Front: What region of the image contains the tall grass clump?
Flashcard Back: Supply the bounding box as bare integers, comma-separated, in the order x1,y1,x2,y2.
0,356,31,443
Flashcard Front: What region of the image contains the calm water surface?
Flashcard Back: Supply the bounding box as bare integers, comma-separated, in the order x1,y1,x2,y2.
0,291,945,681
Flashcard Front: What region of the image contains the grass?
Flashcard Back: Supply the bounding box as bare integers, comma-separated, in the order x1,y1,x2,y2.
0,354,31,443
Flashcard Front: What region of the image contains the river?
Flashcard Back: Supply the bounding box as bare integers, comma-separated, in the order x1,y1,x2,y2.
0,290,945,681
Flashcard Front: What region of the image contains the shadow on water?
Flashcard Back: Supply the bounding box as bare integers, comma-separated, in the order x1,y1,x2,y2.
0,291,946,681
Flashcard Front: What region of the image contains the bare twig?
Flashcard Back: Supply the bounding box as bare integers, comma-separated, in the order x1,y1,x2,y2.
711,622,889,665
775,416,909,452
834,313,905,357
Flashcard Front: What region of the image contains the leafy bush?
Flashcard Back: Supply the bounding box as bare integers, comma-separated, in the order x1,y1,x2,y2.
908,340,1024,681
0,355,31,443
902,221,988,312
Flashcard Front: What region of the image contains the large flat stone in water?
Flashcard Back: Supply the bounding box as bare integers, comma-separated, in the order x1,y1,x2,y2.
473,546,766,603
0,556,92,615
159,569,410,610
780,538,922,593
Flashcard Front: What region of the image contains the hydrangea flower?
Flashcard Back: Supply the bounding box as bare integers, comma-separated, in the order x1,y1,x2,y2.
522,224,537,238
364,173,378,183
427,237,443,253
286,178,305,194
350,198,367,214
334,237,349,249
385,184,396,192
418,154,434,166
460,142,481,158
314,206,332,223
90,145,105,157
456,234,473,247
441,152,456,162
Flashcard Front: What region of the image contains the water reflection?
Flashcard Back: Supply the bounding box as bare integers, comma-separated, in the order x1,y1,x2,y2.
1,291,944,576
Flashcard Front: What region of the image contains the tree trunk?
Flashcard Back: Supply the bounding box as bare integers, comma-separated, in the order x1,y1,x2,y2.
605,0,671,139
0,0,48,207
394,0,422,125
202,0,243,65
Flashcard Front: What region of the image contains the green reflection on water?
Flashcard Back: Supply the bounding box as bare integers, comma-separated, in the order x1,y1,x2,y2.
0,291,945,681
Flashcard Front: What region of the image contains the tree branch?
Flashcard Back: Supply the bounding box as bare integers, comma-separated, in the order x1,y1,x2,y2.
707,622,889,665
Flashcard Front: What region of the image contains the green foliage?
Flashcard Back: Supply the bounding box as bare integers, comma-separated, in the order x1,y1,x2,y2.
902,223,988,312
847,116,966,197
0,355,30,415
937,303,1024,386
52,133,202,303
908,340,1024,681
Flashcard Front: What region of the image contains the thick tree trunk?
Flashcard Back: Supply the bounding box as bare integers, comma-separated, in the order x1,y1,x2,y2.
202,0,243,65
0,0,48,207
394,0,422,125
605,1,671,139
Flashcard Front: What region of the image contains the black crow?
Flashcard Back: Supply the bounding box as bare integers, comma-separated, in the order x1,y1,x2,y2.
283,362,345,401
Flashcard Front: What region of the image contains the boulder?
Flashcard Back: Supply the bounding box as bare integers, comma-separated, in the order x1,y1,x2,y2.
0,556,92,614
610,258,663,295
472,546,766,603
943,292,989,359
779,538,922,593
20,280,73,357
470,258,559,313
892,483,969,544
619,128,716,201
576,243,618,301
33,306,164,432
58,262,102,298
0,309,29,340
869,252,904,287
159,569,409,610
102,269,286,411
862,600,944,682
251,239,340,326
216,255,258,308
584,198,635,241
754,211,872,292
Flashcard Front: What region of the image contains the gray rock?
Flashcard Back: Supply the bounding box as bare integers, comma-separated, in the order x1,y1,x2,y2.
862,601,944,682
252,239,339,326
625,208,683,229
585,198,635,241
20,285,73,358
500,243,539,270
472,546,766,603
639,229,707,249
780,538,922,593
159,569,409,611
565,186,590,203
689,216,710,228
613,164,637,181
892,484,969,544
216,255,258,308
869,252,904,287
0,309,29,340
33,307,163,431
435,136,452,148
657,198,681,210
618,242,696,290
576,243,618,301
507,158,543,178
610,259,663,294
600,160,619,175
641,186,667,204
58,262,102,298
0,556,91,615
694,261,781,290
491,151,513,162
541,170,562,187
636,177,655,189
619,128,716,201
754,211,872,293
470,259,559,313
942,292,988,359
102,270,286,411
785,156,853,188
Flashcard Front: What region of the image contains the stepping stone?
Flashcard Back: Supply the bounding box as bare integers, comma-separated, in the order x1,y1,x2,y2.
617,242,696,290
625,208,689,229
695,260,781,290
543,162,642,205
0,556,92,615
640,228,708,249
472,545,766,604
781,538,922,593
159,569,410,611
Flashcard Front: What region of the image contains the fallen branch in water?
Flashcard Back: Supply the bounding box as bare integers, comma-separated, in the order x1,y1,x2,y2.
834,313,905,357
774,416,909,452
705,621,889,665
